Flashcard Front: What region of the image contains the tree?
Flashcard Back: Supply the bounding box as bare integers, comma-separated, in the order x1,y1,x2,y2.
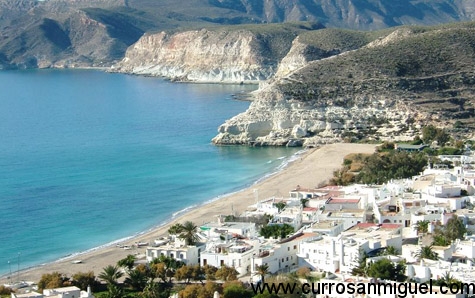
179,282,220,298
275,202,287,212
141,280,166,298
415,245,438,261
150,262,168,283
432,215,466,246
444,215,466,241
179,221,199,245
296,267,311,279
202,264,218,281
117,254,136,271
124,268,148,291
0,285,14,296
71,271,97,291
175,265,195,283
367,258,406,282
255,264,270,284
150,255,185,283
422,125,438,144
259,224,294,239
215,265,238,281
435,129,450,146
98,265,124,286
416,220,429,235
38,272,68,290
380,246,399,256
223,281,253,298
432,271,463,287
351,250,368,277
168,223,184,235
104,283,124,298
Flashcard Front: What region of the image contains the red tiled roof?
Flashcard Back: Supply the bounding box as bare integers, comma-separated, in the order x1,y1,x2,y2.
303,207,318,211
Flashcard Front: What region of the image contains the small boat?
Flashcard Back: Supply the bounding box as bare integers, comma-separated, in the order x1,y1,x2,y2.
136,242,149,247
71,260,82,264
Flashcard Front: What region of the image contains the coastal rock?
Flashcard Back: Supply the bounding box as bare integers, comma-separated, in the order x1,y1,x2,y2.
275,36,334,78
113,29,295,83
213,23,475,146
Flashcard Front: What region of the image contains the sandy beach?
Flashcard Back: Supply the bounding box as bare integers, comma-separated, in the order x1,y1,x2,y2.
8,143,377,284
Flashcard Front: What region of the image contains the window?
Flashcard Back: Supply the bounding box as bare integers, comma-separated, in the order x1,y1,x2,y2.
294,245,297,250
203,259,207,266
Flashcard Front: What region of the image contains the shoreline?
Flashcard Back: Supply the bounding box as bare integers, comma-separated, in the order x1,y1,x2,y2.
3,143,377,284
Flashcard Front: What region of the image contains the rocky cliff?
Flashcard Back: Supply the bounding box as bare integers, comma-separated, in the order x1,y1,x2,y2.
212,23,475,146
113,23,320,82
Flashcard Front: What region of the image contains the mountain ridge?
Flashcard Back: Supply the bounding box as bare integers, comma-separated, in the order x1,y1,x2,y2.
1,0,475,68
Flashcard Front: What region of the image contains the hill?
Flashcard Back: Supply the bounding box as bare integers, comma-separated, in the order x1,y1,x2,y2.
0,0,475,68
212,22,475,146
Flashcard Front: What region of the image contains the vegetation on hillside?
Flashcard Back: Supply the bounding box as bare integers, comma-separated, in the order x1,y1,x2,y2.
331,150,427,185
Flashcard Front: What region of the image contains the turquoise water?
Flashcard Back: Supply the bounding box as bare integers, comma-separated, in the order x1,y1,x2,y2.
0,69,299,275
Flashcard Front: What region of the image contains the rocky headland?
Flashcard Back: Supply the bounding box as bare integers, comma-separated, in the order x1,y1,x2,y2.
114,22,475,147
112,23,321,82
210,23,475,146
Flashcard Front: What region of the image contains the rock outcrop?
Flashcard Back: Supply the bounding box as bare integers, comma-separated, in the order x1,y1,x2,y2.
213,23,475,146
114,30,274,82
113,24,314,83
212,80,420,147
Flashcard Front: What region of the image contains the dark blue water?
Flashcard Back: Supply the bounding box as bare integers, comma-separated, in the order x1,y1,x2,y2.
0,69,298,275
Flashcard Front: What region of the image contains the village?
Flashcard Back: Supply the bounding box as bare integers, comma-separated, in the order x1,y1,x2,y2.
7,143,475,298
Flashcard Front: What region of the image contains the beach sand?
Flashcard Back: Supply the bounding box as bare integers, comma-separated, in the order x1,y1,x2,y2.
11,143,377,283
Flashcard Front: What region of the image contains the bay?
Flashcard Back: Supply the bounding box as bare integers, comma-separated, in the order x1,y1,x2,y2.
0,69,299,275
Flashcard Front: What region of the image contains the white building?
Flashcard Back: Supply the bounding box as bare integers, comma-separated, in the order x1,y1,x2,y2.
199,221,257,239
298,223,402,274
146,237,205,265
200,239,258,276
304,220,345,237
251,233,317,278
12,286,94,298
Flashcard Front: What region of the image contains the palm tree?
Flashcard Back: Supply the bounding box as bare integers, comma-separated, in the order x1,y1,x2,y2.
382,246,399,256
275,202,287,213
416,220,429,235
168,223,184,235
256,264,269,284
98,265,124,285
124,268,148,291
117,254,136,271
415,245,438,261
142,280,165,298
104,284,124,298
179,221,199,245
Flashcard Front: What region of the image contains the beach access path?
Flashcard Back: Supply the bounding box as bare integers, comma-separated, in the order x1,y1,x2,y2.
12,143,377,283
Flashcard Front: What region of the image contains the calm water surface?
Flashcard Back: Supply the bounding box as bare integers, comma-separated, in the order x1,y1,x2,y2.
0,69,299,275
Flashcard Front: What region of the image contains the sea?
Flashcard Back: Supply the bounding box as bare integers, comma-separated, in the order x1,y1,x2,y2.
0,69,300,277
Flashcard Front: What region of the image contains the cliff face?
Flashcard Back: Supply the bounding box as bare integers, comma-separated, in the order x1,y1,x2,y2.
115,30,274,82
212,24,475,146
113,24,314,82
211,80,420,147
